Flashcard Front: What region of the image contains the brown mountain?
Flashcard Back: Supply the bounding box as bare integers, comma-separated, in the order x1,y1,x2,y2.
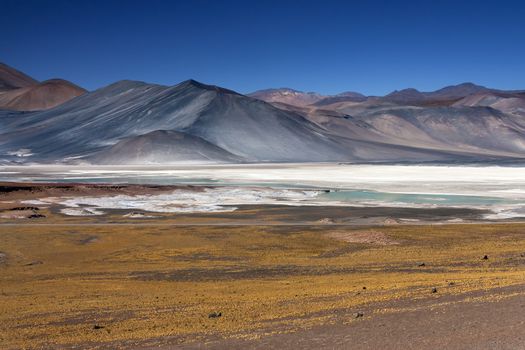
248,88,325,107
0,62,38,91
0,63,86,111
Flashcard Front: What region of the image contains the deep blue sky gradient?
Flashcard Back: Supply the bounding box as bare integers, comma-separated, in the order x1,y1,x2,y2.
2,0,525,95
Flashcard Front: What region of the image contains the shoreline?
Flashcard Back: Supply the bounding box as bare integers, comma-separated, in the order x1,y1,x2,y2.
1,181,524,224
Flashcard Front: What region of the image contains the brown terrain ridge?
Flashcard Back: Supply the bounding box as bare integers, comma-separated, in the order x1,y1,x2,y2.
0,78,86,111
0,63,86,111
0,62,38,90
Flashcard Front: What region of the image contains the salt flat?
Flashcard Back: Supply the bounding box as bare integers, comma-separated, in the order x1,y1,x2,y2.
3,163,525,194
2,163,525,219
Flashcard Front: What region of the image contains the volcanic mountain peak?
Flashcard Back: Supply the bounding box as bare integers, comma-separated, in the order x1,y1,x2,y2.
430,82,488,99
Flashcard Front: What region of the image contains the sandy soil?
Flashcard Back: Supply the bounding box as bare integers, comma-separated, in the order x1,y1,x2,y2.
175,284,525,350
2,218,525,349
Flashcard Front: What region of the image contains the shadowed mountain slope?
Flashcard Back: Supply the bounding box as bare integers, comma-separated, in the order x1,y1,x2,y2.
90,130,242,164
305,103,525,158
453,92,525,118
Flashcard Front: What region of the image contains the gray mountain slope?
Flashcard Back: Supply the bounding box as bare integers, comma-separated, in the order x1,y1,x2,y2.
308,104,525,158
453,92,525,118
90,130,242,164
0,80,361,163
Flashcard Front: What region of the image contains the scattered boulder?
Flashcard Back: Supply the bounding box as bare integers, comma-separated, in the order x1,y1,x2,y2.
482,255,489,260
10,206,40,211
24,260,43,266
0,206,44,219
28,213,45,219
431,287,438,293
418,262,426,267
354,312,364,318
208,312,222,318
93,325,104,330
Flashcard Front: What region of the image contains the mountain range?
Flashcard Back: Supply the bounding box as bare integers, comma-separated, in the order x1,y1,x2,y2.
1,62,524,164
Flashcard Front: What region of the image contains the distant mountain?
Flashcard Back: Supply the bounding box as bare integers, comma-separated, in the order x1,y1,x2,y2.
0,63,38,91
312,91,367,106
0,79,86,111
247,88,325,107
248,88,368,107
429,82,488,100
384,88,427,104
383,83,511,106
0,63,86,111
307,104,525,158
453,91,525,118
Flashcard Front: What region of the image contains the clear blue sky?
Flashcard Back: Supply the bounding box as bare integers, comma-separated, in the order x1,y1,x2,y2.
2,0,524,95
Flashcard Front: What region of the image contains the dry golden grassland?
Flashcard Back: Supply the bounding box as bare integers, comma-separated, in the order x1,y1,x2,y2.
1,222,525,349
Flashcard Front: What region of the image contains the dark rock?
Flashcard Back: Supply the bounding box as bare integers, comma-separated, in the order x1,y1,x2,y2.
28,214,45,219
418,263,426,267
354,312,364,318
208,312,222,318
10,206,39,211
362,286,367,290
482,255,489,260
93,325,104,330
431,287,438,293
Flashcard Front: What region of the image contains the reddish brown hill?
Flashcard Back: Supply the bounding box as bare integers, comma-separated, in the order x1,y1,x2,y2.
0,79,86,111
0,63,38,91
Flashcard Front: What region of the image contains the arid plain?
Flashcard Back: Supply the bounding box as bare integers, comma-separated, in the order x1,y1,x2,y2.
1,182,525,349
